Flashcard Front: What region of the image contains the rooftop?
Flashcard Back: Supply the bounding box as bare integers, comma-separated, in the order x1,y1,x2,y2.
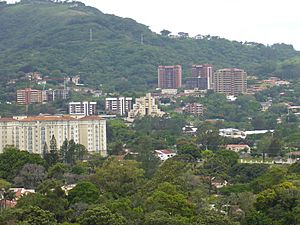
0,115,104,123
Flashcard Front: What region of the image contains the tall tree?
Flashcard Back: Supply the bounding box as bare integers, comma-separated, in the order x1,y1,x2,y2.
90,158,144,198
13,164,46,189
160,29,171,37
78,206,126,225
45,135,59,167
60,139,87,165
0,147,45,182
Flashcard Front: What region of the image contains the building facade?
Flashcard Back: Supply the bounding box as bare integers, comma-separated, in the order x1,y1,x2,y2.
69,101,97,116
186,77,209,90
105,97,133,116
183,103,204,116
213,68,247,95
17,88,43,105
127,93,165,121
191,64,213,89
17,88,69,104
158,65,182,89
0,115,107,156
45,89,69,102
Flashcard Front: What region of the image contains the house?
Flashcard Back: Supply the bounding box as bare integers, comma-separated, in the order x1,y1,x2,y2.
0,188,36,208
61,184,76,195
219,128,246,139
155,149,176,161
226,144,251,153
211,177,228,189
182,125,198,135
9,188,35,200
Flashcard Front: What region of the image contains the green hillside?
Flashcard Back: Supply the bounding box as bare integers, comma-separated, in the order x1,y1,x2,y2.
1,0,300,93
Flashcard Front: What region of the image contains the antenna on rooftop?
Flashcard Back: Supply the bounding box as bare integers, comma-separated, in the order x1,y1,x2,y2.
90,28,93,42
141,33,144,45
63,77,67,91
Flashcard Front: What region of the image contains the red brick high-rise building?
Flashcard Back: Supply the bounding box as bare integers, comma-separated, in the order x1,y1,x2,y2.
16,88,43,105
158,65,182,89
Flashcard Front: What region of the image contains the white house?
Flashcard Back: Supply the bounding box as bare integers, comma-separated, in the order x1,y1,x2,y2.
155,149,176,161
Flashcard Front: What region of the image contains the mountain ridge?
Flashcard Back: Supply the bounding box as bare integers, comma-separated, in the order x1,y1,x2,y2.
0,0,300,93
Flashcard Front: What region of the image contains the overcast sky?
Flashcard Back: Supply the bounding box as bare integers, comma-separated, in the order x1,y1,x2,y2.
7,0,300,50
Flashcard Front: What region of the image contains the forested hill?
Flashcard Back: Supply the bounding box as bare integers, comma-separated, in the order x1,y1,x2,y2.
1,0,300,93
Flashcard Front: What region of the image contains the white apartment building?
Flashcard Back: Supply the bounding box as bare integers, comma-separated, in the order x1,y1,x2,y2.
0,115,107,156
105,97,133,116
69,101,97,116
127,93,165,121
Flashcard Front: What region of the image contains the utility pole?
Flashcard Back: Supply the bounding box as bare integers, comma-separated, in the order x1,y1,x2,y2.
90,28,93,42
140,33,144,45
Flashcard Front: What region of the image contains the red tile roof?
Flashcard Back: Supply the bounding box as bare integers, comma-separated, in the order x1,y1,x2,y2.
20,116,77,122
155,149,175,154
0,115,104,123
80,116,104,121
0,118,17,122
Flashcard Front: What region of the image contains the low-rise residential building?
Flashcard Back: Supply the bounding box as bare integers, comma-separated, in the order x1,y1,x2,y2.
155,149,176,161
182,125,198,135
45,89,69,102
17,88,69,104
161,89,178,95
69,101,97,116
17,88,43,105
127,93,165,121
219,128,246,139
183,103,204,116
0,115,107,156
105,97,133,116
226,144,251,153
260,101,272,111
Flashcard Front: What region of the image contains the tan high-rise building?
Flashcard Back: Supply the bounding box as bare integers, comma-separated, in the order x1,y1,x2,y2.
127,93,165,121
0,115,107,156
158,65,182,89
213,68,247,95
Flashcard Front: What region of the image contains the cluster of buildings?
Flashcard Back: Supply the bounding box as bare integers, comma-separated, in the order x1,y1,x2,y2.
0,93,165,156
5,65,286,159
15,72,85,105
97,94,165,120
16,88,69,105
157,64,247,96
22,72,82,86
247,76,290,94
104,93,165,121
